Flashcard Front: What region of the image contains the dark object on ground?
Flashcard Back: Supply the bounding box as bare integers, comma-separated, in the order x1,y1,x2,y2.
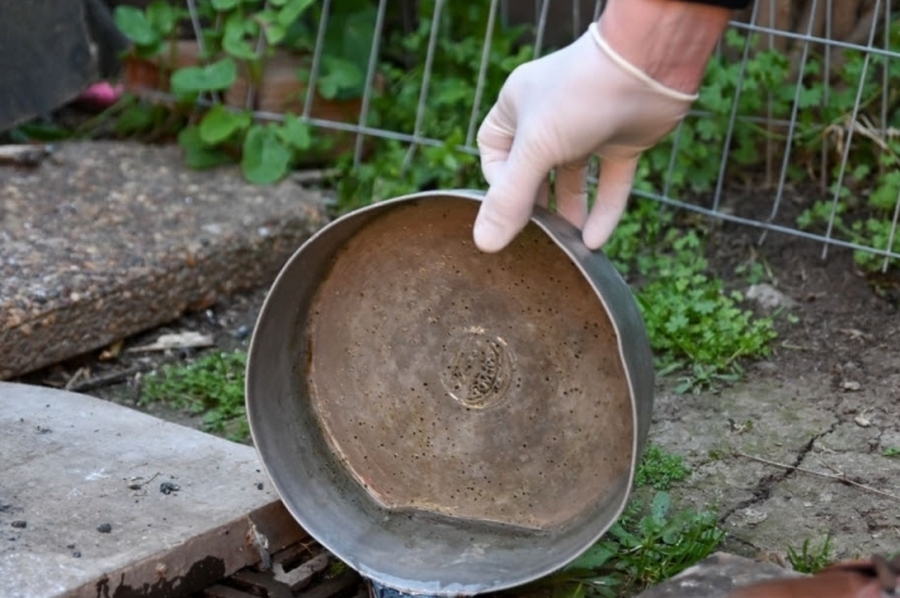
96,523,113,533
160,481,181,495
10,520,26,529
0,145,54,167
0,0,127,132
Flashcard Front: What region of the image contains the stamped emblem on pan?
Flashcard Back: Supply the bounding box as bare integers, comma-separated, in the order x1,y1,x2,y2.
440,327,513,409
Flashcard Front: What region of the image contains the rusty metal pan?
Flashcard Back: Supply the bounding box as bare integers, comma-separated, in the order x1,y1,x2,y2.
246,190,653,596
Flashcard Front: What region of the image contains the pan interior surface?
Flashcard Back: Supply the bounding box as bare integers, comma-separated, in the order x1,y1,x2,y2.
305,197,633,531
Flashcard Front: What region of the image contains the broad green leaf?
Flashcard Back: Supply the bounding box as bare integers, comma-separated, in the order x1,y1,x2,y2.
242,125,292,184
178,126,234,169
277,0,316,27
170,59,238,97
114,6,160,48
146,0,180,37
651,491,672,523
277,114,312,150
199,105,252,145
211,0,241,10
264,22,287,45
317,56,364,100
565,544,616,571
222,13,258,60
115,103,157,135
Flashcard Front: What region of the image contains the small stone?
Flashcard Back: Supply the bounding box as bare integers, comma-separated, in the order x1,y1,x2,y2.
256,482,264,490
741,508,768,525
854,414,872,427
67,543,75,549
746,283,796,311
842,380,861,391
10,520,26,529
96,523,112,533
234,324,252,340
160,481,180,495
73,551,81,558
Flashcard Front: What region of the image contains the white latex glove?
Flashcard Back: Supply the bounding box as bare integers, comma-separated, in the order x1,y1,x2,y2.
475,23,698,252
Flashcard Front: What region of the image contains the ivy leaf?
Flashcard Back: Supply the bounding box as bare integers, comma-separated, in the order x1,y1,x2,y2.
114,6,160,48
277,114,312,150
171,59,238,98
242,125,292,184
178,126,234,170
199,105,252,145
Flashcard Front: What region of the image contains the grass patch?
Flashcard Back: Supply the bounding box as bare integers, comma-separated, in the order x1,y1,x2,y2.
786,536,834,573
140,350,249,442
883,446,900,458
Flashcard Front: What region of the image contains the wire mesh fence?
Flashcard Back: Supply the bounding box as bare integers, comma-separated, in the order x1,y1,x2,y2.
175,0,900,269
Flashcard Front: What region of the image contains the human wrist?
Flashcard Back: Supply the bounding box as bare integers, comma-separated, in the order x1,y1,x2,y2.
597,0,731,94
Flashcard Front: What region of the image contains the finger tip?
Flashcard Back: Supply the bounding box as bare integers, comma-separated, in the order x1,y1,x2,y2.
581,225,609,251
473,221,510,253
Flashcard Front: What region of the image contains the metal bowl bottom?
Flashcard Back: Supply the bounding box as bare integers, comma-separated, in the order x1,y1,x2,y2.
306,198,633,532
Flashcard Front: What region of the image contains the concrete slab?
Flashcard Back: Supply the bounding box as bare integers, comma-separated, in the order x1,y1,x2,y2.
0,141,328,379
0,382,306,598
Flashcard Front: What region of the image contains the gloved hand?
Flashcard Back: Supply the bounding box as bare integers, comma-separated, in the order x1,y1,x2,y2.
475,22,697,253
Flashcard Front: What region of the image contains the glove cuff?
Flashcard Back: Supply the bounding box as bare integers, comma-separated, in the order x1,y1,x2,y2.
588,23,699,103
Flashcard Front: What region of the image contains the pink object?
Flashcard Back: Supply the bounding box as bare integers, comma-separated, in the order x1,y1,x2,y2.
74,82,124,110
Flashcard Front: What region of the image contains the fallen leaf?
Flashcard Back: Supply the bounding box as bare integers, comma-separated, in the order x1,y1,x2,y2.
99,339,124,361
127,331,215,353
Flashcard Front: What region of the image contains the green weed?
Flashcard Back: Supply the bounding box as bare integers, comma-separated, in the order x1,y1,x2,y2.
883,446,900,458
634,445,691,491
786,536,834,574
546,492,725,597
140,350,249,442
605,200,778,393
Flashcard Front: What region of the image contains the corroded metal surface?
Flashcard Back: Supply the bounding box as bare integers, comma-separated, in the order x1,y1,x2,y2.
246,190,653,594
306,199,632,530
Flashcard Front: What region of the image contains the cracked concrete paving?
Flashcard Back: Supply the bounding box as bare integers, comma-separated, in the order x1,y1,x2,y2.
648,357,900,561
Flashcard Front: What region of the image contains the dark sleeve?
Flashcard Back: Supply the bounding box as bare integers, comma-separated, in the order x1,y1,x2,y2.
679,0,752,8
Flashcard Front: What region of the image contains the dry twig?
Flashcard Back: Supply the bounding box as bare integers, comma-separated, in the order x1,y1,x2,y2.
734,451,900,503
